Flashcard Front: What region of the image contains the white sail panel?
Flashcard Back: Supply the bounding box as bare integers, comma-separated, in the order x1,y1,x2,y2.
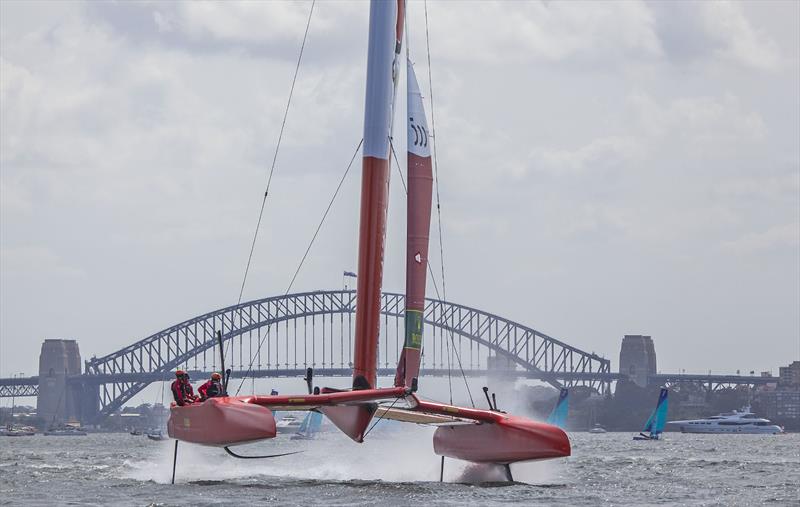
407,63,431,158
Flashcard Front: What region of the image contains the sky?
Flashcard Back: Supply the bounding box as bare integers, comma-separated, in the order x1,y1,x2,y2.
1,0,798,392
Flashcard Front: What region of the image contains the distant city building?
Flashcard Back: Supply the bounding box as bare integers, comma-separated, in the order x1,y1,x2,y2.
778,361,800,387
619,335,657,387
759,390,800,426
759,360,800,430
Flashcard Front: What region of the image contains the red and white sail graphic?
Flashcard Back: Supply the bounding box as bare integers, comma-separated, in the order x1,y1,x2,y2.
395,62,433,388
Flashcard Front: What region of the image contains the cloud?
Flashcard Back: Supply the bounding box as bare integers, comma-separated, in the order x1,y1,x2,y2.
700,1,783,70
628,91,767,146
0,246,86,279
428,1,662,65
650,0,783,70
522,136,642,178
0,0,797,378
723,223,800,254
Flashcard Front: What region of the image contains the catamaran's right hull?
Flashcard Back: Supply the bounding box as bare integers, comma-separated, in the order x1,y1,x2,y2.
432,415,571,464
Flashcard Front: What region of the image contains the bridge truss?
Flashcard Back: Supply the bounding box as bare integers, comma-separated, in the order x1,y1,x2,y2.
78,290,610,420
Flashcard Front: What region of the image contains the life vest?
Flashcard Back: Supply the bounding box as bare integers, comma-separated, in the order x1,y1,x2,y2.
199,380,222,400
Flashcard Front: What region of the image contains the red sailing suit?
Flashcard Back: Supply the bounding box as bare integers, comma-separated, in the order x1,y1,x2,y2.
198,379,222,401
171,379,196,406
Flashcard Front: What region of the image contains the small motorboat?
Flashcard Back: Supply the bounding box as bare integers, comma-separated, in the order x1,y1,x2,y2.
276,414,303,434
588,423,607,434
147,431,169,441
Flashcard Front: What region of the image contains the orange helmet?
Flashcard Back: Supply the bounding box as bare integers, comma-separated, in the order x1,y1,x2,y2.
211,372,222,380
175,370,186,377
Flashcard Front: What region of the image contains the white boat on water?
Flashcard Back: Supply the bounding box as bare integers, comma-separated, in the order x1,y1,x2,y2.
588,423,607,434
275,414,303,434
1,424,36,437
667,406,783,434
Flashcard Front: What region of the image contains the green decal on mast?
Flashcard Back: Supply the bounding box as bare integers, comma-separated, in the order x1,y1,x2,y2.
404,310,423,349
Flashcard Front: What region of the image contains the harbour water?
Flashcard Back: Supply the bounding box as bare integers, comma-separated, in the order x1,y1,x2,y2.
1,430,798,506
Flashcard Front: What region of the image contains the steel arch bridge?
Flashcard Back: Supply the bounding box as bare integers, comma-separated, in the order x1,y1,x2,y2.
84,290,611,421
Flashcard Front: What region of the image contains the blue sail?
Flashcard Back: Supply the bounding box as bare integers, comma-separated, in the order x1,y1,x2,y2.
308,411,323,434
546,388,569,429
642,388,669,438
293,411,323,440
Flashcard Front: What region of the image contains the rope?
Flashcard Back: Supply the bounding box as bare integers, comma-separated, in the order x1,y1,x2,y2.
422,0,474,408
225,1,315,374
237,0,316,305
362,395,403,440
234,139,363,395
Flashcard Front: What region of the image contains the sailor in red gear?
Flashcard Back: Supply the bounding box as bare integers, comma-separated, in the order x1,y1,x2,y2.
171,370,194,406
182,372,198,402
198,372,224,401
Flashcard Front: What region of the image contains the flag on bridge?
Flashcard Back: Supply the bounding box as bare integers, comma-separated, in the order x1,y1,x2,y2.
343,271,357,278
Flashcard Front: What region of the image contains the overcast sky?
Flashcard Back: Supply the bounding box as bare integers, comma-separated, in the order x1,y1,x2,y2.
1,0,798,388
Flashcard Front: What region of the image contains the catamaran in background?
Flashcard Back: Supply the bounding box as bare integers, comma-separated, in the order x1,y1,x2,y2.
633,388,668,440
165,0,570,483
667,406,784,434
291,411,324,441
545,388,569,429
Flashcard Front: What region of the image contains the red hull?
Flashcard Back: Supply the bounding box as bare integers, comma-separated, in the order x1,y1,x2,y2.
433,415,571,464
167,397,276,446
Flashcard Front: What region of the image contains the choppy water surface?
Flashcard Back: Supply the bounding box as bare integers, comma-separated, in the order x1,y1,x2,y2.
1,430,798,506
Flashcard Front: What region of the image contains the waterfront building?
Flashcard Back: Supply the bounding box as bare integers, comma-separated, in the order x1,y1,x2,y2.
778,361,800,387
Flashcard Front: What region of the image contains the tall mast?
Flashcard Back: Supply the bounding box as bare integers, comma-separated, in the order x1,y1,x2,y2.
352,0,404,390
394,61,433,388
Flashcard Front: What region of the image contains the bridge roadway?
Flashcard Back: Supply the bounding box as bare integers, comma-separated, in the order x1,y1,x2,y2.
0,371,780,398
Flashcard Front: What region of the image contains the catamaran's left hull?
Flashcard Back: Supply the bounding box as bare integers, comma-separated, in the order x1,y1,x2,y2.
167,396,277,446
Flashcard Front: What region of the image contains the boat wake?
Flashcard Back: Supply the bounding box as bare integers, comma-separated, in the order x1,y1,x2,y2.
122,424,565,486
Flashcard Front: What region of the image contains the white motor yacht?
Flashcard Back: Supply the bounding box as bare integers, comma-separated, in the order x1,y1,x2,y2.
667,406,783,434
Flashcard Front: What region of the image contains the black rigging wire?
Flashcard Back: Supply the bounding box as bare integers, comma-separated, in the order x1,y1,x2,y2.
422,0,475,408
237,0,316,306
225,0,315,373
234,139,364,395
362,396,403,440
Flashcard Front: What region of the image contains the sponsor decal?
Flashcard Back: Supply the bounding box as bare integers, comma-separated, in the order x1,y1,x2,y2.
404,310,423,349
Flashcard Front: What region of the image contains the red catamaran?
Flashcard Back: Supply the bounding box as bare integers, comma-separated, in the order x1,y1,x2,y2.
168,0,570,479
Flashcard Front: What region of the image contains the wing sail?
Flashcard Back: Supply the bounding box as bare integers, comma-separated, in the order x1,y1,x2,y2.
394,60,434,388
